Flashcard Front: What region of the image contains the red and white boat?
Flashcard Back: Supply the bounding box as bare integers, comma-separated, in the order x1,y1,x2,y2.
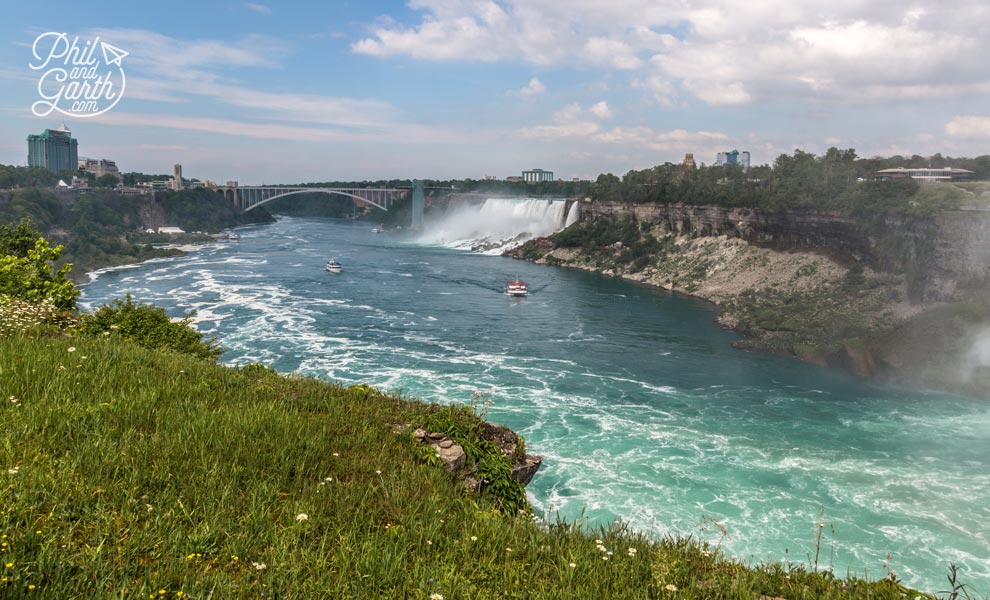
506,279,529,297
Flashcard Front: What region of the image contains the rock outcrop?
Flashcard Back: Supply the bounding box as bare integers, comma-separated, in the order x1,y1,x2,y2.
398,423,543,494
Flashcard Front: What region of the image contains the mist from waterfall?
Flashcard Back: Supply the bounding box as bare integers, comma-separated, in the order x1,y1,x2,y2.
416,198,573,254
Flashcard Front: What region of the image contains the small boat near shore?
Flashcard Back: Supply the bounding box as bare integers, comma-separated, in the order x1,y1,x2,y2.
325,258,342,273
371,225,384,234
505,278,528,297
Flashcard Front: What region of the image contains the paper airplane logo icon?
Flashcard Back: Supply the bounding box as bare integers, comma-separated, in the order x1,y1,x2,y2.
101,42,128,66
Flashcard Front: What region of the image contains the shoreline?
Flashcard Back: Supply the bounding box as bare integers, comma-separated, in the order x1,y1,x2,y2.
505,232,986,399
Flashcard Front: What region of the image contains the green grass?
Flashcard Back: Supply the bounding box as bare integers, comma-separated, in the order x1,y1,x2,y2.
0,333,945,598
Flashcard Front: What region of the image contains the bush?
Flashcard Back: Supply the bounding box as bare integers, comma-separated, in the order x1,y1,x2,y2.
0,218,79,310
77,294,222,360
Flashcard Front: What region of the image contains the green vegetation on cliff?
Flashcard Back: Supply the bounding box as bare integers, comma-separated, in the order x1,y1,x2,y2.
0,186,273,277
589,148,982,216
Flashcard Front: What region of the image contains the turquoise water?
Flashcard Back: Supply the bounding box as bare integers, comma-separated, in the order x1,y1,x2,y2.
80,216,990,592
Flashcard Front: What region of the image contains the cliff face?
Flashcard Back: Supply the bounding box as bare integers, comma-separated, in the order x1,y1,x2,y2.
583,202,990,303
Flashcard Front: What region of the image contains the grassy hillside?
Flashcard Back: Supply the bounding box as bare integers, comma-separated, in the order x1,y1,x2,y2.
0,332,944,598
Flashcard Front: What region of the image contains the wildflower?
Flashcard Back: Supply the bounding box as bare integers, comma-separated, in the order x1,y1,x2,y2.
430,594,444,600
506,547,512,552
5,562,12,568
231,555,239,561
702,550,712,557
569,562,576,568
426,540,432,545
602,556,608,561
253,562,266,571
470,536,477,542
7,468,18,475
28,584,36,590
176,593,184,598
295,513,309,521
34,531,40,535
665,584,678,591
628,547,637,557
67,347,76,353
332,452,339,457
159,589,167,595
375,470,382,475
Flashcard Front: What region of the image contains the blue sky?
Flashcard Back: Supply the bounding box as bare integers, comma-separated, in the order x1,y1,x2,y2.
1,0,988,183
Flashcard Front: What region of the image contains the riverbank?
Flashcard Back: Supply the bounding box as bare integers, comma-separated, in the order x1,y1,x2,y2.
0,331,938,598
507,207,990,398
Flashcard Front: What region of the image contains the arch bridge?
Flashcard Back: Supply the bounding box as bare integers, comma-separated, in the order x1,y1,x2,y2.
217,185,409,212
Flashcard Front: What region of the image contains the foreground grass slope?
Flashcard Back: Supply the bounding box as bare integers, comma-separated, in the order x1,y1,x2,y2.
1,335,939,598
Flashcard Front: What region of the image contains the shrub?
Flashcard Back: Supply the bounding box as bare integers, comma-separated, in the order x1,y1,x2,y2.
76,294,222,360
0,218,79,310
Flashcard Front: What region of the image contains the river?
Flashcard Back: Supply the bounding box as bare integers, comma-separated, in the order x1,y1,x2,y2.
79,215,990,592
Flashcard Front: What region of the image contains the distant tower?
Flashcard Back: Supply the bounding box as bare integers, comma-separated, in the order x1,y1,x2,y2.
411,179,425,230
173,164,183,191
682,153,697,170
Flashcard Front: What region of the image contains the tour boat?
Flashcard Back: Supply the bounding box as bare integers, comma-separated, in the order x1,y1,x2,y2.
505,279,528,297
325,258,343,273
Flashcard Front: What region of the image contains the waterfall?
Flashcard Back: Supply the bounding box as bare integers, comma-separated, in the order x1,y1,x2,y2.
417,198,571,254
564,201,580,228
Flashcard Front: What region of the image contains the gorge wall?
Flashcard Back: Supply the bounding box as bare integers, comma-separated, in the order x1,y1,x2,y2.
581,201,990,303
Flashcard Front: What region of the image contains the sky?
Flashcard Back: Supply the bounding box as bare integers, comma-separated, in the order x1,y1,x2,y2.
0,0,987,184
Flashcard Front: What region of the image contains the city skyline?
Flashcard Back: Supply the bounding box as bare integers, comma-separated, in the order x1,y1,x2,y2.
1,0,988,183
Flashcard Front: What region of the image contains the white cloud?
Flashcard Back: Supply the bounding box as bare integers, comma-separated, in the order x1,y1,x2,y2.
945,116,990,140
245,3,271,13
512,77,546,97
352,0,990,107
518,100,616,139
519,121,602,140
584,37,643,70
588,101,613,120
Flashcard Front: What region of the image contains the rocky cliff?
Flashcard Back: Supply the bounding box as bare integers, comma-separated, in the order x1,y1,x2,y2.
582,201,990,303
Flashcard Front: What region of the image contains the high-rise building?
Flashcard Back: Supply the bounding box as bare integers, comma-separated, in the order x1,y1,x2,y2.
173,164,183,191
27,123,78,173
715,149,750,172
522,168,554,183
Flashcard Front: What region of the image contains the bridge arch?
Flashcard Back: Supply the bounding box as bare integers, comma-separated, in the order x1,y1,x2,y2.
241,188,393,212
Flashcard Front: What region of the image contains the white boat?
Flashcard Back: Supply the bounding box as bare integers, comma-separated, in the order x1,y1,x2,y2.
325,258,342,273
226,233,240,240
371,225,384,234
506,278,528,297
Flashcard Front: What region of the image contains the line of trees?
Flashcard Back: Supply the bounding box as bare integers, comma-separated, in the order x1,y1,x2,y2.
588,149,988,215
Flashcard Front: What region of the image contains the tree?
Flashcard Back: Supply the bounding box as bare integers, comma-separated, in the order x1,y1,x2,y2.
95,173,120,188
0,226,79,310
0,217,43,257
